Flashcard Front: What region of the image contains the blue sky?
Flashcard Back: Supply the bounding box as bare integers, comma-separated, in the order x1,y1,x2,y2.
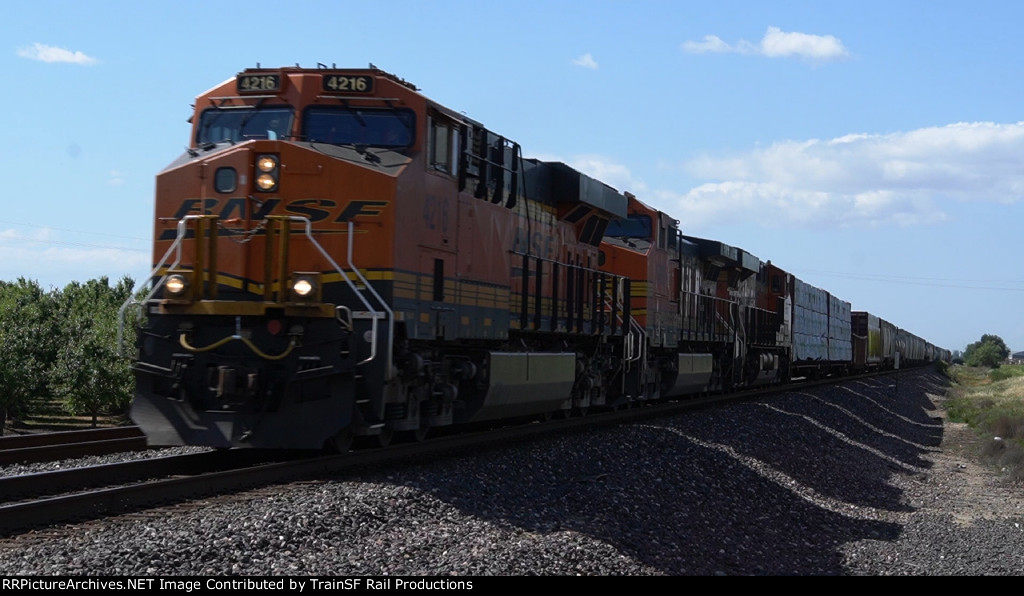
4,1,1023,355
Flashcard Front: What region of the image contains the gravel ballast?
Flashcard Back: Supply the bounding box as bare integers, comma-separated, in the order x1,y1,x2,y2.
0,368,1021,576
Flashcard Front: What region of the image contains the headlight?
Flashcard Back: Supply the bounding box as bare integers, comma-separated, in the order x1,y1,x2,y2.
255,154,279,192
291,273,319,301
165,274,188,297
293,278,314,296
257,155,277,172
256,173,277,191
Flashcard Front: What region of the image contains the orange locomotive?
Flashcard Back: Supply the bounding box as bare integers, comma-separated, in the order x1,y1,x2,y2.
598,194,788,398
126,65,645,449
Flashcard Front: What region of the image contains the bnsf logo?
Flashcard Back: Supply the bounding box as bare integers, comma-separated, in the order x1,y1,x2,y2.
159,198,388,240
170,198,387,222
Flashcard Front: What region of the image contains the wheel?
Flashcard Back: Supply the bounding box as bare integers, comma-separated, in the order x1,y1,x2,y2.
324,428,354,454
401,426,429,443
374,427,394,448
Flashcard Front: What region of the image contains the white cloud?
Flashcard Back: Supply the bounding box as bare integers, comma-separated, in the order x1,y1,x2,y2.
527,122,1024,232
109,170,125,187
0,226,53,243
0,228,148,288
760,26,848,60
571,53,598,70
17,43,98,65
568,155,647,196
682,26,849,62
682,35,742,54
673,121,1024,228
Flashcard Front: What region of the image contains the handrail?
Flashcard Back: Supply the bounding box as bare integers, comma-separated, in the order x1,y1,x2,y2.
626,317,646,365
294,218,394,376
117,216,394,379
599,276,630,335
117,215,209,357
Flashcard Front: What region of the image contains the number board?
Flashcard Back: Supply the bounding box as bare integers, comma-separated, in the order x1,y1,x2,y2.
322,74,374,94
237,73,282,94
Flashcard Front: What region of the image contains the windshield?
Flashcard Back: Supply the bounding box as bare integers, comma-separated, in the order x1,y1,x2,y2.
604,215,652,239
196,106,295,144
303,106,415,148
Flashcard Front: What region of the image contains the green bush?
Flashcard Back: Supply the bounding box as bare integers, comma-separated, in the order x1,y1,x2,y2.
964,334,1011,368
990,365,1024,382
947,364,1024,481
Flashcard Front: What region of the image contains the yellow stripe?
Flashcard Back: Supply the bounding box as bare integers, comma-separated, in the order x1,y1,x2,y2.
152,300,335,317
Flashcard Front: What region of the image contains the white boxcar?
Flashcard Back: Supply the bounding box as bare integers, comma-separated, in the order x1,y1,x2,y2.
792,278,851,365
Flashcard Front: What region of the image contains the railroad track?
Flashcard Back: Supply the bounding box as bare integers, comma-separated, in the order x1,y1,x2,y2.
0,407,664,537
0,369,907,537
0,427,148,465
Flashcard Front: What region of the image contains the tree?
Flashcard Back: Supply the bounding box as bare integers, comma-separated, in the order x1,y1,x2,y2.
964,334,1011,368
0,278,58,435
49,276,136,426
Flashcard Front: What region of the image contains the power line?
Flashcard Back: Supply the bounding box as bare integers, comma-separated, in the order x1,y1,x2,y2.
0,218,148,243
801,269,1024,292
801,268,1024,284
0,234,148,254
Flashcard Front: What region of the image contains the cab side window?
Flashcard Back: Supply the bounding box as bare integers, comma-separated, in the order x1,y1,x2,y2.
428,114,459,176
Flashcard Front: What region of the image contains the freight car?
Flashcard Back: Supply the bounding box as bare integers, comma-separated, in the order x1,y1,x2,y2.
852,311,897,371
119,65,947,451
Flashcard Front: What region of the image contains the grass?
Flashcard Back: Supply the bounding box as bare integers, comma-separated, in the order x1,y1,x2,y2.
946,364,1024,482
3,396,128,435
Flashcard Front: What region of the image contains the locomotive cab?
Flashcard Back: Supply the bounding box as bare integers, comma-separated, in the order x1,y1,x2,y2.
126,68,425,449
